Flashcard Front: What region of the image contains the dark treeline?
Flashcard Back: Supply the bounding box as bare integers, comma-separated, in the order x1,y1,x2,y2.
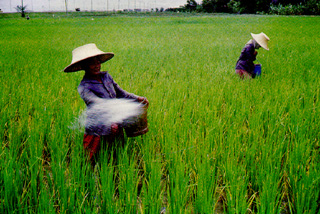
166,0,320,15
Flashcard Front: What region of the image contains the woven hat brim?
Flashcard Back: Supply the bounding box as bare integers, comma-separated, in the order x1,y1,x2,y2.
64,53,114,73
251,33,269,51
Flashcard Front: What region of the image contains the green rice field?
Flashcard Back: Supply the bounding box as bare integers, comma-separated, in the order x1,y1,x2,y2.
1,13,320,213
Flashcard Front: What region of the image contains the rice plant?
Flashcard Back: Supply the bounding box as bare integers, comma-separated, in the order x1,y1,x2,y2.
0,13,319,213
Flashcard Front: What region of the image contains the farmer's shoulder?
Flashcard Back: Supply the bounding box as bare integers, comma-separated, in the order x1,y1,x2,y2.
243,43,254,51
246,43,255,51
100,71,115,82
77,77,95,92
100,71,112,77
77,81,86,94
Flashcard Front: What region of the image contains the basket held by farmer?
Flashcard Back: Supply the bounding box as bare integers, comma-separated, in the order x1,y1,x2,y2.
64,43,149,165
235,32,270,79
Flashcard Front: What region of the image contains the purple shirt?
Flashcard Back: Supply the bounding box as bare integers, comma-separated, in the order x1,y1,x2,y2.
235,42,256,77
78,71,139,135
78,71,139,107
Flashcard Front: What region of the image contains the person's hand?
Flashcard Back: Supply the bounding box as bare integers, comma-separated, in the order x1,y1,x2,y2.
137,97,149,107
111,123,120,135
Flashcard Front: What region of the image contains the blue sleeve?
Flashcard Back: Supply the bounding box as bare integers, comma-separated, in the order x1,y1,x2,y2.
114,82,138,99
78,84,99,106
107,73,139,100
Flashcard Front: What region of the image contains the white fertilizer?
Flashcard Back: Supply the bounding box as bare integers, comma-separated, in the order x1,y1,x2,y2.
69,98,145,132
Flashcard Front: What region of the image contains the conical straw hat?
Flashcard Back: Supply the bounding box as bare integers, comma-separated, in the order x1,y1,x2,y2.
251,32,270,51
64,43,114,72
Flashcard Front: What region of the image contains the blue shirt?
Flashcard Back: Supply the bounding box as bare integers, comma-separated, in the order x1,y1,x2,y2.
78,71,139,135
78,71,139,107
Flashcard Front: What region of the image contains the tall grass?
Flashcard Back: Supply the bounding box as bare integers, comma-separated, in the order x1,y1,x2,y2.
1,13,320,213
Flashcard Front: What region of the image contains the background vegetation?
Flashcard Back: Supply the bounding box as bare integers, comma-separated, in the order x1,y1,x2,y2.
1,13,320,213
173,0,320,15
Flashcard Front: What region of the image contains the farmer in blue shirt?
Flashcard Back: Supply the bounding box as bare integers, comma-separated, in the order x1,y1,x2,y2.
235,32,270,79
64,43,148,165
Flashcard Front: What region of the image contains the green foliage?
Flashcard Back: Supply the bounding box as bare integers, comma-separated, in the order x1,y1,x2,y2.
182,0,320,14
269,3,305,15
267,0,320,15
227,0,242,13
238,0,257,13
202,0,230,13
304,0,320,14
185,0,199,12
0,13,320,213
255,0,271,13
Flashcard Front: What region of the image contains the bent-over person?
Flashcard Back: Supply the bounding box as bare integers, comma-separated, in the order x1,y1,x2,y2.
235,32,270,79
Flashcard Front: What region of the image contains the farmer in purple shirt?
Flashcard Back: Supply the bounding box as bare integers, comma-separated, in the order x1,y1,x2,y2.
235,32,270,79
64,43,148,165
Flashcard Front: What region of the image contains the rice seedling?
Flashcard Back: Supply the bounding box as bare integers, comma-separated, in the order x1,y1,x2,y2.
1,13,319,213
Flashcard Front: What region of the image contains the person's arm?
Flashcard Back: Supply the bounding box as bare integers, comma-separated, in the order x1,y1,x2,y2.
110,77,147,103
106,72,149,105
113,81,149,105
244,44,257,62
78,84,100,106
112,79,139,100
113,80,149,105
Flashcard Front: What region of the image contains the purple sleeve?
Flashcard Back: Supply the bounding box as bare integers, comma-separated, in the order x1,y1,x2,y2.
240,44,256,62
78,84,99,106
111,78,139,100
235,43,256,74
244,45,256,62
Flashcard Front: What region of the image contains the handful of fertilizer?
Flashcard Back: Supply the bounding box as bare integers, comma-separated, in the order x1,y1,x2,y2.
69,98,145,133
